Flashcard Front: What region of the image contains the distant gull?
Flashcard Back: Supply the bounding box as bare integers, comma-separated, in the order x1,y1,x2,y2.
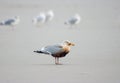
0,16,20,27
34,40,75,65
32,10,54,26
64,14,81,26
45,10,54,22
32,12,46,26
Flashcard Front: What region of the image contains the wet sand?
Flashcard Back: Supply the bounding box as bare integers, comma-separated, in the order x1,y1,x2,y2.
0,0,120,83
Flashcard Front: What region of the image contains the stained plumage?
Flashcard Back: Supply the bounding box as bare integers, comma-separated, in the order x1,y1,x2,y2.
34,40,75,64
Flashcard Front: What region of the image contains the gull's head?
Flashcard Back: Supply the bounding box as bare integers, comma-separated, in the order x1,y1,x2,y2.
74,14,80,20
14,16,20,23
47,10,54,17
14,16,20,19
63,40,75,46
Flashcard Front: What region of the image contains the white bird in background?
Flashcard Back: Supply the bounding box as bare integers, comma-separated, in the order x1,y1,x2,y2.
64,14,81,27
45,10,54,22
34,40,75,65
32,13,46,26
32,10,54,27
0,16,20,27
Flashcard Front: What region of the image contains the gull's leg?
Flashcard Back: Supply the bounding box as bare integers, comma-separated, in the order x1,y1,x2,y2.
55,57,59,65
55,57,57,64
57,58,59,64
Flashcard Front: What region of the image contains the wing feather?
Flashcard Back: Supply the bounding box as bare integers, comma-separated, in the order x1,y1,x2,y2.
41,44,64,55
5,19,15,25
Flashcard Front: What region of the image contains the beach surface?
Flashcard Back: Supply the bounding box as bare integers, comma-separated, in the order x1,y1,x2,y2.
0,0,120,83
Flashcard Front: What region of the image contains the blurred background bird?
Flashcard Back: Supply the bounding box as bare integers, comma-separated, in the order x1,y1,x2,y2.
32,10,54,27
32,12,46,27
0,16,20,29
45,10,54,22
64,14,81,27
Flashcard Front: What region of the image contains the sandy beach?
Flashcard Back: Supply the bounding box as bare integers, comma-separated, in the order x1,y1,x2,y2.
0,0,120,83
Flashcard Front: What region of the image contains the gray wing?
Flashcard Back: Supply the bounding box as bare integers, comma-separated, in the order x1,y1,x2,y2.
4,19,15,25
36,16,45,22
69,17,78,24
41,44,64,55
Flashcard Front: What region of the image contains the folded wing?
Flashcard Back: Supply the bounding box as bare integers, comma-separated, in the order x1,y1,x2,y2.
41,44,64,55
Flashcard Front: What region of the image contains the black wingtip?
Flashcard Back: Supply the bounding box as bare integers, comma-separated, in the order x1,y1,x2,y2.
33,51,37,52
33,50,43,53
34,51,38,53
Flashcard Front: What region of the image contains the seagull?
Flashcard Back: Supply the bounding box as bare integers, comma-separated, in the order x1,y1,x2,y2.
64,14,81,27
45,10,54,22
34,40,75,65
32,10,54,27
32,13,46,26
0,16,20,27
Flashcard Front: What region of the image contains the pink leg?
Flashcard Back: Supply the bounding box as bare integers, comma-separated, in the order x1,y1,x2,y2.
55,57,57,64
55,57,59,65
57,58,59,64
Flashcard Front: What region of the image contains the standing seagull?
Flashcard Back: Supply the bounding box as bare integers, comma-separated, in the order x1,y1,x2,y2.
45,10,54,22
64,14,81,27
32,13,46,26
34,40,75,65
0,16,20,27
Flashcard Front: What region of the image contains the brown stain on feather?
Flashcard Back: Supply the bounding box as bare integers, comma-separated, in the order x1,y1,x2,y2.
52,45,70,58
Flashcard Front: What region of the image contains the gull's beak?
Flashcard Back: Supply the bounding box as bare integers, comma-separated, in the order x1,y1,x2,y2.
70,43,75,46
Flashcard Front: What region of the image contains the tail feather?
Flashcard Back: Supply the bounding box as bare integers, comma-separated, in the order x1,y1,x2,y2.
34,50,51,55
34,50,43,53
0,22,4,25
